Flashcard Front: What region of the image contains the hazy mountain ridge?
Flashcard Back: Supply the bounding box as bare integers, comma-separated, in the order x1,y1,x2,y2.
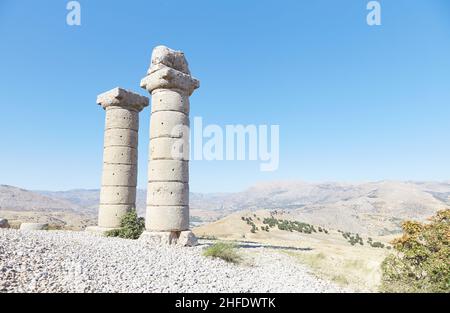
1,181,449,234
36,189,147,216
37,189,100,210
224,181,450,234
0,185,83,213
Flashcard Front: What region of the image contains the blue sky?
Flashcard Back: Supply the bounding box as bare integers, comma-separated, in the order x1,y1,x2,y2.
0,0,449,192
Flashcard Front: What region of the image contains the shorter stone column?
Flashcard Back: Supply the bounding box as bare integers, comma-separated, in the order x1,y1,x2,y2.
87,87,148,233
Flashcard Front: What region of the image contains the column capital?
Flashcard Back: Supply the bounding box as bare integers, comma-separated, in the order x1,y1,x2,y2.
140,46,200,96
140,66,200,96
97,87,149,111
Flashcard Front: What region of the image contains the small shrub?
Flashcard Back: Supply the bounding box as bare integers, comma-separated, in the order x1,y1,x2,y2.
370,241,385,248
105,210,145,239
203,242,241,263
342,231,364,246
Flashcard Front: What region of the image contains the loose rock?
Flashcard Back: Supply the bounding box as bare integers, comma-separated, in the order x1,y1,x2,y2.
0,230,347,293
0,219,9,229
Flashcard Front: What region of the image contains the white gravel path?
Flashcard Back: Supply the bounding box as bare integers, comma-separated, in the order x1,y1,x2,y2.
0,229,346,293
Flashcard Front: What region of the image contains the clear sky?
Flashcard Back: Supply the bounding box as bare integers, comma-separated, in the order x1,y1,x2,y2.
0,0,449,192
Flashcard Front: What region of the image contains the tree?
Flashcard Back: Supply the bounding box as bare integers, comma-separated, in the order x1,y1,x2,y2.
381,209,449,293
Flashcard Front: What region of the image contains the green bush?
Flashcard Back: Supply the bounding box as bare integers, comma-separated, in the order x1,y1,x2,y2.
381,209,450,293
203,242,241,263
105,210,145,239
263,217,278,228
342,232,364,246
370,241,385,248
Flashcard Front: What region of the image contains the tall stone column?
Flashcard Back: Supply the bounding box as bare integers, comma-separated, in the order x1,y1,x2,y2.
140,46,199,246
88,87,149,233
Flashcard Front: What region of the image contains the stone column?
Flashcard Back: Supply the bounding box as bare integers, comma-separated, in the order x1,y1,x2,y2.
88,87,149,233
140,46,199,246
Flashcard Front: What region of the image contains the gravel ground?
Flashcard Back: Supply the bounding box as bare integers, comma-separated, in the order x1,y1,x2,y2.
0,229,346,293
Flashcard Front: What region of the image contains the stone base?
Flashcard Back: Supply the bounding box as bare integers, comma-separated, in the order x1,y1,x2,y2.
19,223,48,231
139,230,198,247
85,226,119,236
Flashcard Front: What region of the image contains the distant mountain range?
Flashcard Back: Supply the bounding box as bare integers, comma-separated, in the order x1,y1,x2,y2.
196,180,450,234
1,181,449,234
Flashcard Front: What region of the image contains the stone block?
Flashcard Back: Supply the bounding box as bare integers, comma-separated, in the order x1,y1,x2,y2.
151,89,189,114
150,111,189,139
104,128,138,148
19,223,48,231
105,108,139,131
148,159,188,183
103,146,137,165
177,230,198,247
97,87,149,111
98,204,133,228
102,163,137,186
139,231,177,245
149,45,191,75
147,182,189,206
149,137,189,161
145,205,189,231
139,230,197,246
100,186,136,205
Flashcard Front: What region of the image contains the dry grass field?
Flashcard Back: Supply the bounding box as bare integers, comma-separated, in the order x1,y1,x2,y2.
194,210,395,292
